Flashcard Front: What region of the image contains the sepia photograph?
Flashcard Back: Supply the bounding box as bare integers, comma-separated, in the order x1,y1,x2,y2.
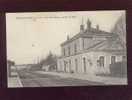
6,11,127,87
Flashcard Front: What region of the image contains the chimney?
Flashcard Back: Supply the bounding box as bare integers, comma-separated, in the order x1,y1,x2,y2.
67,35,70,40
96,24,99,30
80,18,84,33
87,19,91,30
80,24,84,32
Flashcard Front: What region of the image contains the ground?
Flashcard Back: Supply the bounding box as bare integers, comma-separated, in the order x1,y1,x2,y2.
8,67,127,87
18,70,104,87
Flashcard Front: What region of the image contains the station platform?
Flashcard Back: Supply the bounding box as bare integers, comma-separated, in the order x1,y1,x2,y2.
8,72,23,87
35,71,127,85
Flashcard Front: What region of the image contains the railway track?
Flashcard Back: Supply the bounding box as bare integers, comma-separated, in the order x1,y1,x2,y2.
18,70,104,87
18,70,47,87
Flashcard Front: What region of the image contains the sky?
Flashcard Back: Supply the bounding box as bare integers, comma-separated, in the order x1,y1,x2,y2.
6,10,125,64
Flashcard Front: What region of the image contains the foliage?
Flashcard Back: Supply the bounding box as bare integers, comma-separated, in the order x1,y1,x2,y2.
39,52,57,68
111,14,126,49
7,60,15,66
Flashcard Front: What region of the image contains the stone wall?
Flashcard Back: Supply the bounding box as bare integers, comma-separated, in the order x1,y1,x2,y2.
61,38,82,57
57,51,124,75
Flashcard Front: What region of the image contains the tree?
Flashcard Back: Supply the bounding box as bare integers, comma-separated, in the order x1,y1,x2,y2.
7,60,15,66
39,51,58,70
111,14,126,49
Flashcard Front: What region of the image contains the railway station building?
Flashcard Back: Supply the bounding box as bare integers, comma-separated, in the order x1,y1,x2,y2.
57,19,126,75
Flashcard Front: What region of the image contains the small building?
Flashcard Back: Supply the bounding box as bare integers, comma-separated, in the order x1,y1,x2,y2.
42,63,57,71
42,65,50,71
57,19,126,75
7,60,17,77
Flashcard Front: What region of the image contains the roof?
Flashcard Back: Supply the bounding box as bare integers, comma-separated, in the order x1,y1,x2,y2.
61,27,116,46
58,37,126,59
85,38,125,52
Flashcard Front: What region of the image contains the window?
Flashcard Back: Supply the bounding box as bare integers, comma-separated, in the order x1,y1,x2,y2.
68,46,70,56
74,43,77,54
75,59,78,72
111,56,116,64
83,57,86,73
82,38,85,49
63,48,65,56
59,61,61,71
69,60,71,72
97,60,100,67
99,56,104,67
64,61,67,72
122,56,127,62
88,59,92,66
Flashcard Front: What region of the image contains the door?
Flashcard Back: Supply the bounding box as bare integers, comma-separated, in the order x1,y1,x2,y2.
75,59,78,73
83,57,87,73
